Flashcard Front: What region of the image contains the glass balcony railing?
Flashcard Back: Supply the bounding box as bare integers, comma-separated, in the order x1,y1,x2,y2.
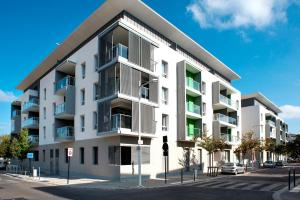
22,117,39,128
186,126,202,138
266,120,276,127
12,110,21,118
186,78,201,92
56,126,74,140
105,43,128,64
55,76,75,92
22,99,39,111
186,103,201,115
55,103,66,115
219,94,235,107
221,133,232,142
141,87,149,99
29,135,39,145
214,113,237,125
111,114,132,130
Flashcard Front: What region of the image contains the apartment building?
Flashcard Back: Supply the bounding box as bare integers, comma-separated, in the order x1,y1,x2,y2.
241,93,288,162
11,0,241,180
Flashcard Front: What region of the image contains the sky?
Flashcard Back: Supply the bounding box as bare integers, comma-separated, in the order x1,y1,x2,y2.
0,0,300,135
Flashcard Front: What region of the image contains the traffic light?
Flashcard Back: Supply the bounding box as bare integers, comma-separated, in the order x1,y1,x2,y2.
162,136,168,157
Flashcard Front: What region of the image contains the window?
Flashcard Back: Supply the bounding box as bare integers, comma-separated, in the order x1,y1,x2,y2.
80,115,85,132
34,151,39,162
237,131,240,141
43,126,46,139
203,123,207,133
201,81,206,95
162,87,168,105
93,146,98,165
202,102,206,116
43,107,46,119
261,113,263,122
80,147,84,164
236,100,239,110
93,83,99,100
161,61,168,78
53,103,56,115
64,148,68,163
42,150,45,162
80,89,85,105
94,54,99,71
225,150,230,162
93,112,98,130
108,146,120,165
81,62,86,79
50,149,53,159
44,88,46,100
162,114,168,131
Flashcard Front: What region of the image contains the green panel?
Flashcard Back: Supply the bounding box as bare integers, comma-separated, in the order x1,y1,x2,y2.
227,129,232,142
187,119,195,136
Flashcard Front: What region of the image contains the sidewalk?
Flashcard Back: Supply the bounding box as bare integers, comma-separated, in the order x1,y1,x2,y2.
4,172,223,190
273,180,300,200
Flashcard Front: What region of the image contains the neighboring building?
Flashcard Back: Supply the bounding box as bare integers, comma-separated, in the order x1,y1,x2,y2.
11,0,241,180
241,93,288,163
287,133,298,142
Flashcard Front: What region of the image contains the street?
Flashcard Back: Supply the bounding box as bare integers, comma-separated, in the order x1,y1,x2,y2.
0,166,299,200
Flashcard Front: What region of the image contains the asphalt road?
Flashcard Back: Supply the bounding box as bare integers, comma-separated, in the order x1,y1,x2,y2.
0,166,299,200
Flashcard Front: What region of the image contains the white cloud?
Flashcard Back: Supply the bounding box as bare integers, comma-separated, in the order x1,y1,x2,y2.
186,0,291,30
279,105,300,119
0,89,17,102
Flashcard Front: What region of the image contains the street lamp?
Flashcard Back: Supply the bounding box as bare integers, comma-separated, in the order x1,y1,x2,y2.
137,78,158,187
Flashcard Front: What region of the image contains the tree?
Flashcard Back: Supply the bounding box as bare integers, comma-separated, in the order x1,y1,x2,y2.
236,132,260,165
0,134,11,158
264,138,276,161
286,135,300,159
10,129,31,163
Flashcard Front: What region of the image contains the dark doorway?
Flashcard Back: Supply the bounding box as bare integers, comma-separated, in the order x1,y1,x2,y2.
121,146,131,165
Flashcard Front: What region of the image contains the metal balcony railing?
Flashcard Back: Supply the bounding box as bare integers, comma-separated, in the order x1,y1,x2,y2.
29,135,39,145
105,43,128,64
55,103,66,115
214,113,237,125
55,76,75,92
22,99,39,111
186,126,202,138
111,114,132,130
56,126,74,140
219,94,235,107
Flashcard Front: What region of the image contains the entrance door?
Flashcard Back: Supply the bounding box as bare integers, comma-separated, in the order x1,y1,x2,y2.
55,149,59,175
50,149,54,175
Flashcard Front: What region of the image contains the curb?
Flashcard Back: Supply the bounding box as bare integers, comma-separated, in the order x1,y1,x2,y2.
273,179,300,200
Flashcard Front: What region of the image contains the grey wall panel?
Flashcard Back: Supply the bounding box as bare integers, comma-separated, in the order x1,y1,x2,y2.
141,104,154,134
129,32,140,66
14,116,21,133
131,69,141,98
177,61,186,141
212,82,220,105
98,100,112,133
132,102,139,133
66,86,75,115
276,119,281,144
120,64,131,96
141,38,151,70
212,121,220,138
265,124,270,138
149,75,158,103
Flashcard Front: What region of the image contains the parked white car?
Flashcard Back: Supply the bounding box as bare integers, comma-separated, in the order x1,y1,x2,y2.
221,163,245,175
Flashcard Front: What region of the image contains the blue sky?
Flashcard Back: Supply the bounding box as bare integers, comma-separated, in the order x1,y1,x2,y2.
0,0,300,135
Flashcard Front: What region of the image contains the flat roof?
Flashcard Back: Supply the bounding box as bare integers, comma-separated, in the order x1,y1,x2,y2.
17,0,240,90
242,92,282,114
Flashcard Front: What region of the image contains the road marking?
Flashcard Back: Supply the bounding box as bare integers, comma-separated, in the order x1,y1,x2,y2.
209,182,237,188
241,183,262,190
191,181,222,188
225,182,249,189
259,183,282,191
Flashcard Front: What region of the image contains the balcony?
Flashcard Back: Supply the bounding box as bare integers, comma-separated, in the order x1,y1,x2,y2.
104,43,128,65
141,87,149,99
214,113,237,126
55,126,74,142
186,126,202,138
22,99,39,113
12,110,21,119
266,120,276,127
219,94,235,107
186,102,201,118
55,76,75,95
111,114,132,131
29,135,39,145
186,78,201,96
22,117,39,129
54,103,74,119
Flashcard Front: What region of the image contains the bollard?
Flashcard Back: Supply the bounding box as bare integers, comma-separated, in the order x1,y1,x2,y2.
193,169,195,181
39,167,41,180
293,168,296,187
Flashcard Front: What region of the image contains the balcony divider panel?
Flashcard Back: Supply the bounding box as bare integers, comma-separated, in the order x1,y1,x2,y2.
212,121,220,138
132,68,141,98
141,104,155,134
132,102,139,133
149,75,158,103
176,61,186,141
128,31,140,66
65,86,75,115
141,38,151,70
120,64,131,96
98,100,112,133
212,82,220,104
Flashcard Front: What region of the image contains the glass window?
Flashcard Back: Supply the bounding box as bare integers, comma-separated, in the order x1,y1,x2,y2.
80,147,84,164
162,87,168,105
93,83,99,100
93,111,98,130
43,126,46,139
43,150,45,162
43,107,46,119
53,103,56,115
93,146,98,165
64,148,68,163
81,62,86,79
202,102,206,116
80,115,85,132
162,114,168,131
44,88,46,100
203,123,207,134
50,149,53,158
81,89,85,105
94,54,98,71
161,61,168,78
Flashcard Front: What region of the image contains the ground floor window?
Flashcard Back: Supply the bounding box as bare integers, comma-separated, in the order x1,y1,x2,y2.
34,151,39,162
93,146,99,165
108,146,150,165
